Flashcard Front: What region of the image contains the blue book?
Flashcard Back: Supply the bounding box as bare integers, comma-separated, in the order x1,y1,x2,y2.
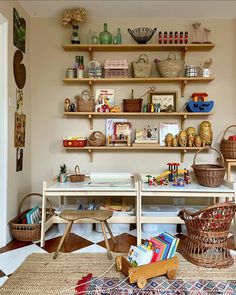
159,232,179,259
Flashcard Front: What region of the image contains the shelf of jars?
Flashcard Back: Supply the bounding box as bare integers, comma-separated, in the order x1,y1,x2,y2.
64,146,202,163
64,111,214,130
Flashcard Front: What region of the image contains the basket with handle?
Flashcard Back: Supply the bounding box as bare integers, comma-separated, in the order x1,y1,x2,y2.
132,54,152,78
69,165,85,182
220,125,236,159
9,193,53,242
192,147,225,187
155,52,184,78
76,89,95,112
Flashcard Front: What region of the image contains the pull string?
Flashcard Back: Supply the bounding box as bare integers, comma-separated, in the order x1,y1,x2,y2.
60,261,116,294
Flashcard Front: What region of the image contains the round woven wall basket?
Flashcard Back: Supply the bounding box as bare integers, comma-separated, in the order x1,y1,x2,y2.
88,131,106,146
220,125,236,159
192,147,225,187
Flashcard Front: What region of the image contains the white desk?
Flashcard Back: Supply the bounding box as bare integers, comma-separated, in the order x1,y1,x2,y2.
40,175,139,247
137,177,236,245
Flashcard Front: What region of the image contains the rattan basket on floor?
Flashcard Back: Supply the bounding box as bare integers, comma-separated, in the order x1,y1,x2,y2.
178,202,236,268
9,193,53,242
220,125,236,159
192,147,225,187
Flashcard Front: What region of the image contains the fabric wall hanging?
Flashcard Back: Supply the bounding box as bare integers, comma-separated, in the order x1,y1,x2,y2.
13,8,26,53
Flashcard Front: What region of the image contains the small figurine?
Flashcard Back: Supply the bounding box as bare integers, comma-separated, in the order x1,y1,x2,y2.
179,31,183,44
169,31,173,44
64,98,70,112
174,31,178,44
163,31,168,44
195,135,202,147
172,135,178,147
186,127,196,147
184,31,188,44
199,120,213,146
158,32,162,44
70,103,76,112
165,133,173,147
178,130,187,147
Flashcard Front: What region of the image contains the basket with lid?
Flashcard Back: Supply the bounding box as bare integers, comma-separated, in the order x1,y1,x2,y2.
192,147,225,187
76,89,95,112
69,165,85,182
220,125,236,159
155,52,184,78
9,193,53,242
132,54,151,78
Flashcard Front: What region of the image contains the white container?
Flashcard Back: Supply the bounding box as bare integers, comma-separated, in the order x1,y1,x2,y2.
142,205,180,235
58,223,93,235
95,210,133,234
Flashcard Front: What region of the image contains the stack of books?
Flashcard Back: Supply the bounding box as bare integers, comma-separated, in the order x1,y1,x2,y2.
127,232,179,267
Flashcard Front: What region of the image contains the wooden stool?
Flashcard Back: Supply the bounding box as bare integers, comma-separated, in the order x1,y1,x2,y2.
53,210,117,260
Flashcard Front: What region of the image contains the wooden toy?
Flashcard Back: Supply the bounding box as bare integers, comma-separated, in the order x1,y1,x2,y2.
116,255,178,289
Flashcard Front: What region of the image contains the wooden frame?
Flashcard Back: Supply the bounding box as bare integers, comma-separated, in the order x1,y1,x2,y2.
114,122,131,138
150,91,177,112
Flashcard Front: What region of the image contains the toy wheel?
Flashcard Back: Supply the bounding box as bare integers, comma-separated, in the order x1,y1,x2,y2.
137,277,147,289
167,268,177,280
115,257,122,272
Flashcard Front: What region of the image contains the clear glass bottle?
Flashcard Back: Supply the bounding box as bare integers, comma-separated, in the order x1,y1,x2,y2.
116,28,122,44
99,23,113,44
71,25,80,44
87,29,93,44
92,32,99,44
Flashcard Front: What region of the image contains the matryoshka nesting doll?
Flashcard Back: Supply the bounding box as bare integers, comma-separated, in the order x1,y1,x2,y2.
195,135,202,147
165,133,173,147
199,121,213,146
178,130,187,147
186,126,196,147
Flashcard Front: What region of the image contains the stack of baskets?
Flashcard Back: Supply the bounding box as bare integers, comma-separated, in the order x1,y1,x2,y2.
9,193,53,242
192,147,225,187
220,125,236,159
76,90,95,112
155,52,184,78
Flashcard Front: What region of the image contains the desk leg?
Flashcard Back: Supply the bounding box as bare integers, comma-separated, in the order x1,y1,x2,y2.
40,183,46,247
136,184,142,246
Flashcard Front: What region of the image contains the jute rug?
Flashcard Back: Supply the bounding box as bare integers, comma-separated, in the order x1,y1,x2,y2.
0,253,235,295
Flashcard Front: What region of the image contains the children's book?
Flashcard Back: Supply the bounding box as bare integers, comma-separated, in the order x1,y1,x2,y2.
159,232,179,259
128,245,153,266
95,89,115,112
150,236,171,260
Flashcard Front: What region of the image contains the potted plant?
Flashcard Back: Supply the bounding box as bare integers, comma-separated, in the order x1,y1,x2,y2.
59,164,68,183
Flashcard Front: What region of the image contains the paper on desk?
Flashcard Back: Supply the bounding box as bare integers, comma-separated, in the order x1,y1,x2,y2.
88,180,132,187
90,172,131,180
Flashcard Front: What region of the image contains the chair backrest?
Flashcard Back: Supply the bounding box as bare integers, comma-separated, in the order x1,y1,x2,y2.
178,202,236,232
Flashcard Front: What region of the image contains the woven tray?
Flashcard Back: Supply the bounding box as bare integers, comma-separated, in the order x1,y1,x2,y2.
192,147,225,187
220,125,236,159
9,193,53,242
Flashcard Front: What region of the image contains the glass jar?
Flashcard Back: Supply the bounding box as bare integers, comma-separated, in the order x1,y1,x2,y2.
99,23,113,44
92,32,99,44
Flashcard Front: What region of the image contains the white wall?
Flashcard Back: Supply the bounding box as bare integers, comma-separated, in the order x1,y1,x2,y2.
0,1,31,241
30,17,236,192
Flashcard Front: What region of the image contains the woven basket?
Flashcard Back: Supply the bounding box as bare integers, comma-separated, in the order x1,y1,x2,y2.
123,98,143,112
132,54,151,78
69,165,85,182
88,131,106,146
220,125,236,159
192,147,225,187
156,52,184,78
9,193,53,242
76,90,95,112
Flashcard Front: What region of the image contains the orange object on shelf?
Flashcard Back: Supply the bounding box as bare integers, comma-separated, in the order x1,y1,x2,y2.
63,139,87,147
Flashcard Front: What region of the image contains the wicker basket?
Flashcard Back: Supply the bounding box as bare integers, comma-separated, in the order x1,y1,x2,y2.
220,125,236,159
88,131,106,146
69,165,85,182
9,193,53,242
76,90,95,112
132,54,151,78
156,52,184,78
192,147,225,187
123,98,143,112
178,202,236,268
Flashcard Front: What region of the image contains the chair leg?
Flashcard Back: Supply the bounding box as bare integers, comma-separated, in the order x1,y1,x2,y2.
53,221,73,259
104,220,117,244
100,221,112,260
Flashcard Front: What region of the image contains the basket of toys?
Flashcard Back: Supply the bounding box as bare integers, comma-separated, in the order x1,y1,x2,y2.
192,147,225,187
9,193,53,242
220,125,236,159
76,90,95,112
69,165,85,182
155,52,184,78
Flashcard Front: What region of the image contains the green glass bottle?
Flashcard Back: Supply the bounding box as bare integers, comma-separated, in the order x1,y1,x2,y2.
99,23,113,44
116,28,122,44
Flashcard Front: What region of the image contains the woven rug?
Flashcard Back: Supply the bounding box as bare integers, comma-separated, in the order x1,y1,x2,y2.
0,253,235,295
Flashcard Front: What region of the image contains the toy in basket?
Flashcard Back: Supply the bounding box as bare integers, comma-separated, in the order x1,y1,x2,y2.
69,165,85,182
192,147,225,187
220,125,236,159
9,193,53,242
76,89,95,112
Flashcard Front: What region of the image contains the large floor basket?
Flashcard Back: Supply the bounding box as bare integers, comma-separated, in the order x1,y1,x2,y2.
220,125,236,159
178,202,236,268
192,147,225,187
9,193,53,242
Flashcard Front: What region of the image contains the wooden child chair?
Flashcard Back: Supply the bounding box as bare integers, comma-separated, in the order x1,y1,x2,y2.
53,210,117,260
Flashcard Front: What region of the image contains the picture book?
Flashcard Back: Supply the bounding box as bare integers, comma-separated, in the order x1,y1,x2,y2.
95,89,115,112
159,123,179,146
150,236,171,260
159,232,179,259
128,245,153,266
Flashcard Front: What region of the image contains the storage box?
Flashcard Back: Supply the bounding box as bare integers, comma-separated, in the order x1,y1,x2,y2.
104,59,129,78
63,139,87,147
95,210,134,233
142,205,179,235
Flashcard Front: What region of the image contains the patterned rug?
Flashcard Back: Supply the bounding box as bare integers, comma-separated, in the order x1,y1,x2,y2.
0,253,235,295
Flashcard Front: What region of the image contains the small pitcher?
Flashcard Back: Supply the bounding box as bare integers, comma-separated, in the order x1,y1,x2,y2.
202,68,212,77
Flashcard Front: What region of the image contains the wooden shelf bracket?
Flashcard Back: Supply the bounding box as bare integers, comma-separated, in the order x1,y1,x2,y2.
181,79,188,97
88,149,93,162
181,114,187,129
88,114,93,130
88,47,93,60
181,46,188,60
181,149,187,163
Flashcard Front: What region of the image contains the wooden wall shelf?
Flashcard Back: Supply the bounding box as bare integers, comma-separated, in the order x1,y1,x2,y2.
64,111,213,130
64,146,202,162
